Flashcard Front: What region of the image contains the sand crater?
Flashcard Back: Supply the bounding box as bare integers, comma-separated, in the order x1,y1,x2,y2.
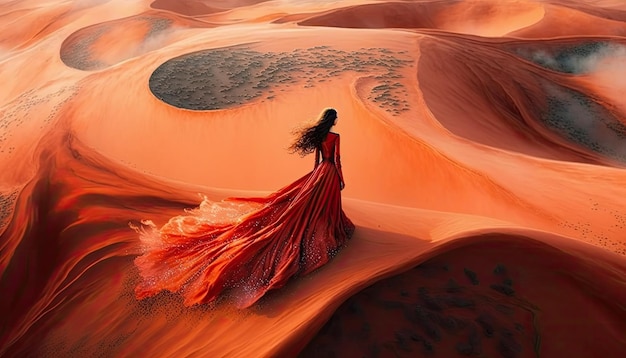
148,46,413,114
60,15,175,71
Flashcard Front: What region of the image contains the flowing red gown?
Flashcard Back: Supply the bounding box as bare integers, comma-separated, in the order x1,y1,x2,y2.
133,132,355,308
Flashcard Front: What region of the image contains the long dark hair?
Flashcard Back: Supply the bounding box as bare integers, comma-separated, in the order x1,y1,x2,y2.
289,108,337,156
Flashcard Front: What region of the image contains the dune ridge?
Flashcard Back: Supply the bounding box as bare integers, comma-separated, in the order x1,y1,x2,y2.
1,0,626,357
3,129,624,358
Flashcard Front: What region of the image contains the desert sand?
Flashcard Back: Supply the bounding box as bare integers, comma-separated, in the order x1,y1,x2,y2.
1,0,626,357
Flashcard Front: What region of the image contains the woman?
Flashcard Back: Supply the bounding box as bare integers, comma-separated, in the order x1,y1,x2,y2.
132,108,355,308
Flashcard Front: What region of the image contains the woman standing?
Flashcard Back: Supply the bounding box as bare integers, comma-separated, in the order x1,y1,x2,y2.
132,108,355,308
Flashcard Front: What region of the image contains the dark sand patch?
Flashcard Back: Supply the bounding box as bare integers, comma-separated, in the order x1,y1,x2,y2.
300,246,540,358
541,81,626,163
0,189,18,234
148,46,413,115
511,41,623,74
418,37,626,166
301,233,626,357
60,16,174,71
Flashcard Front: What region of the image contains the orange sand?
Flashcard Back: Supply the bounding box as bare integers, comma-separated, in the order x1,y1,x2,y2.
1,0,626,357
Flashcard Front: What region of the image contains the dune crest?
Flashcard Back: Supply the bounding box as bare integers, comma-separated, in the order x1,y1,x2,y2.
297,0,544,36
1,0,626,357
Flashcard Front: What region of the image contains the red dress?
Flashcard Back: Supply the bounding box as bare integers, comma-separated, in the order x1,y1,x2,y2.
133,132,355,308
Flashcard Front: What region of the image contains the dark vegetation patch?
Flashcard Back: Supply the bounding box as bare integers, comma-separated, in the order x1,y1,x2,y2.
148,46,413,115
300,262,540,357
0,189,19,233
514,41,614,74
61,17,173,71
542,83,626,163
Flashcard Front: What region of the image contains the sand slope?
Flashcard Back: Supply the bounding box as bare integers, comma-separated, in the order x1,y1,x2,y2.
1,0,626,357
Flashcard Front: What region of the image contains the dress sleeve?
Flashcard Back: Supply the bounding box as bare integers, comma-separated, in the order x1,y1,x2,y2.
314,147,320,169
335,134,344,183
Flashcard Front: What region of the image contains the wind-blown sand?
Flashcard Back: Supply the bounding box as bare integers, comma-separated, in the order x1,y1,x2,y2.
1,0,626,357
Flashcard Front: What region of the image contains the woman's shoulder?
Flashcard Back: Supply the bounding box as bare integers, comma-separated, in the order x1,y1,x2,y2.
329,132,340,137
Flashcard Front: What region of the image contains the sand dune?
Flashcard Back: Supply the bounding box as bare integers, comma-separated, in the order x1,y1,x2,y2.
298,1,546,37
151,0,271,16
60,12,213,71
1,0,626,357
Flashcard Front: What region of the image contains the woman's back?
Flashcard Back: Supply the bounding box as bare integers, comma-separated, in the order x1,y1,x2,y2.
320,132,338,161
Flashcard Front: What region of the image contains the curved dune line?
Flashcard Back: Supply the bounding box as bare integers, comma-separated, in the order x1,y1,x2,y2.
150,0,225,16
300,230,626,357
59,11,214,71
351,31,626,255
297,1,449,29
0,4,71,48
551,0,626,21
296,0,545,37
421,33,626,129
0,132,201,354
60,24,626,247
2,124,616,357
351,75,560,227
435,0,546,37
414,32,626,167
509,4,626,38
60,25,555,230
150,0,272,16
